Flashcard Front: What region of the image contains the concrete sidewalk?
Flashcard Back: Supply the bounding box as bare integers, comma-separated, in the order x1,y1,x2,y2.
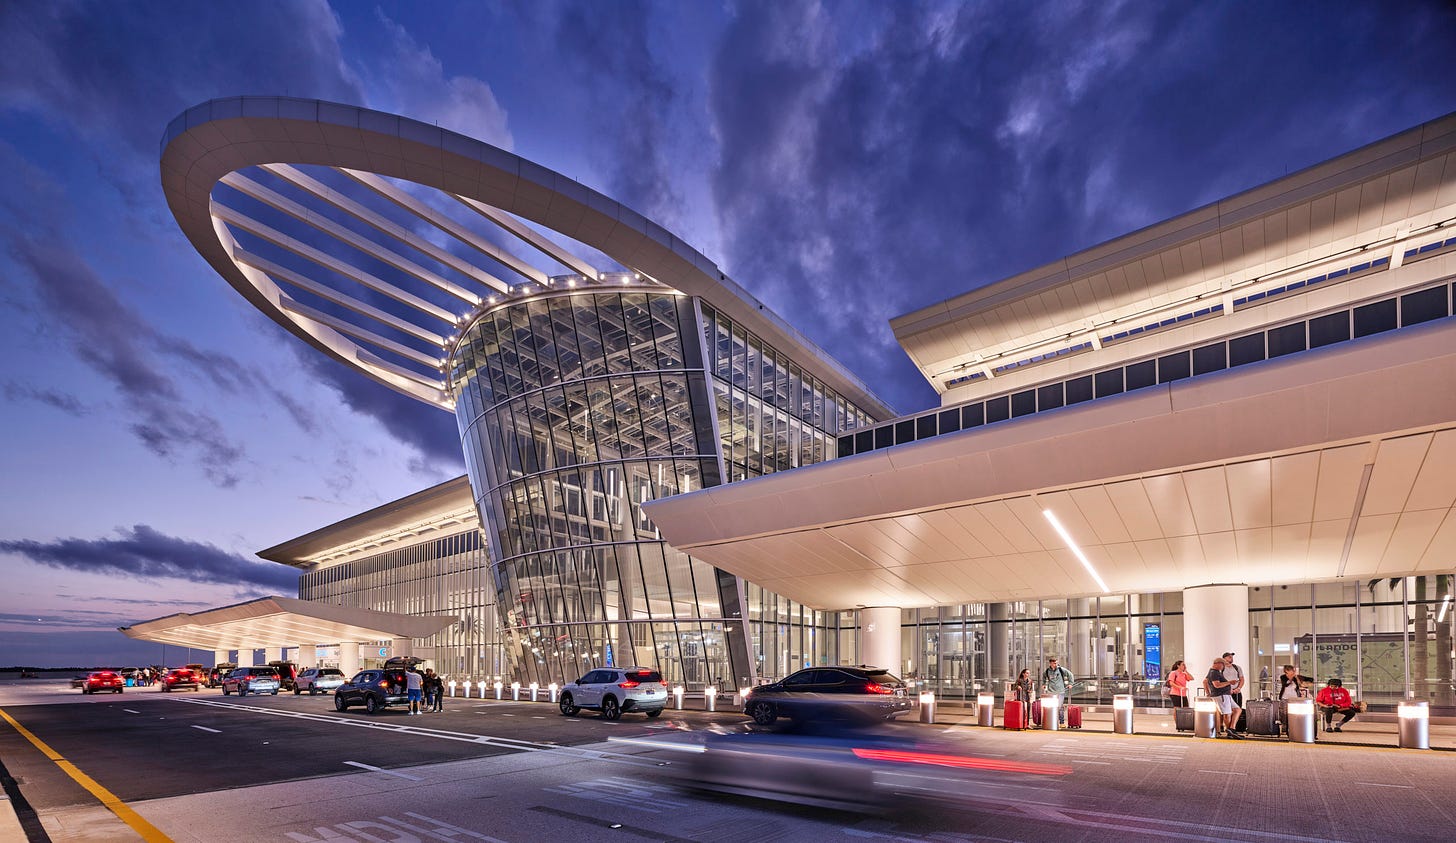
926,702,1456,750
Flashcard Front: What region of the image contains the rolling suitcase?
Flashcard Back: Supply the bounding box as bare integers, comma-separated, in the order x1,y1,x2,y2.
1004,699,1028,730
1175,706,1195,732
1065,705,1082,729
1244,699,1278,736
1031,699,1043,726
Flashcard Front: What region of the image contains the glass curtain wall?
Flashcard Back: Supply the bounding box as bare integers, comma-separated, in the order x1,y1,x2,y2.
298,530,500,679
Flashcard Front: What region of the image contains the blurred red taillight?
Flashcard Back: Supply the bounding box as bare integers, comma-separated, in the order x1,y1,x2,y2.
618,680,640,689
865,682,894,694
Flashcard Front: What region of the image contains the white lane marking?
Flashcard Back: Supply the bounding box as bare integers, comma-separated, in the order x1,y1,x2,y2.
1198,770,1247,775
1356,781,1413,789
532,716,545,719
123,709,140,714
191,725,221,733
1069,759,1111,765
344,761,422,781
607,736,705,753
502,713,516,716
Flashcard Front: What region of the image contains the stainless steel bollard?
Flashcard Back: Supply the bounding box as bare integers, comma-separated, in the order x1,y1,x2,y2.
1398,701,1430,750
705,686,717,712
976,693,994,727
1040,694,1061,731
1113,694,1134,734
1194,699,1218,738
918,692,936,724
1285,699,1315,743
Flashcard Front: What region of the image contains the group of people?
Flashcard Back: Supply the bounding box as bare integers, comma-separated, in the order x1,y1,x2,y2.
1010,657,1077,727
1164,654,1361,735
404,666,446,715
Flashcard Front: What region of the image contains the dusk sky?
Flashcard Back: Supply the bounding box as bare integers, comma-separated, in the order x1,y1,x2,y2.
2,1,1453,667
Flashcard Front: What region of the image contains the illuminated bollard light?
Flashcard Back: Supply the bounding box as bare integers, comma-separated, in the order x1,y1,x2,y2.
529,681,540,702
1398,701,1430,750
494,681,503,700
511,681,520,701
673,686,684,710
1113,694,1134,734
448,680,457,698
549,682,559,703
1040,694,1061,731
976,693,995,727
1285,699,1315,743
462,680,472,699
1194,698,1219,738
919,692,937,724
736,686,751,707
705,685,717,712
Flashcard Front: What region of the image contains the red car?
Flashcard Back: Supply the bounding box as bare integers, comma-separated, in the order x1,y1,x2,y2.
162,668,201,692
82,671,125,694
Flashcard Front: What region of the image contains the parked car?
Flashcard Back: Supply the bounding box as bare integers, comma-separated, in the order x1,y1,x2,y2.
161,668,201,692
333,668,409,714
295,667,346,695
81,671,125,694
221,666,281,696
207,663,237,688
742,666,913,726
558,667,667,721
268,660,299,692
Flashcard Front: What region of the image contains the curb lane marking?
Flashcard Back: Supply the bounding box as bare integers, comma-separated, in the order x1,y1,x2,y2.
344,761,423,781
0,705,172,842
190,725,221,733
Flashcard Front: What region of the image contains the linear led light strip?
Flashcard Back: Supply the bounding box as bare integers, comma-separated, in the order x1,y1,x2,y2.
1042,509,1109,593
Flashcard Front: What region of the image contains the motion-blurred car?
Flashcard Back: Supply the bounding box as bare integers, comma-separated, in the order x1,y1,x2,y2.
558,667,666,720
161,668,201,692
80,671,125,694
221,666,280,696
742,666,913,726
295,667,346,695
333,668,409,714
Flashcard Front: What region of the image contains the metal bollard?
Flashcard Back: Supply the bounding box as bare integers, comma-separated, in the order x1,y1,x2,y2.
448,680,457,698
673,686,684,710
1398,701,1430,750
494,681,503,700
529,682,539,702
705,686,717,712
511,681,520,701
1194,699,1219,738
919,692,936,724
1113,694,1134,734
549,682,559,703
1286,699,1316,743
1040,694,1061,731
976,693,994,727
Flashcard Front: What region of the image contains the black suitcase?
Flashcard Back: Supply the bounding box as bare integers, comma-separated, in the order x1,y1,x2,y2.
1175,706,1195,732
1243,699,1279,735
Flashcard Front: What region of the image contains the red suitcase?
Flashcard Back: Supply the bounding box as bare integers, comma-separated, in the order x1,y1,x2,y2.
1031,699,1043,726
1066,704,1082,729
1004,699,1027,730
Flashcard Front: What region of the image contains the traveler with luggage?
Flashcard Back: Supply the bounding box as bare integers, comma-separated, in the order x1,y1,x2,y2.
1278,665,1312,700
1315,678,1360,732
1222,652,1245,708
1011,668,1034,729
1204,657,1242,738
1041,657,1074,726
1165,660,1193,708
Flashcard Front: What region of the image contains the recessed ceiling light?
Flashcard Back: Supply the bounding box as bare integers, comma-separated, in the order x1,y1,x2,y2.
1043,509,1109,593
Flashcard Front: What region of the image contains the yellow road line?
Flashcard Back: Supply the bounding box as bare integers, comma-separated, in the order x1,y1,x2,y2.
0,705,172,842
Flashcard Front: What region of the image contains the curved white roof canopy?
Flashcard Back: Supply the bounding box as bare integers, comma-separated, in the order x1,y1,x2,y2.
161,96,892,418
119,596,458,651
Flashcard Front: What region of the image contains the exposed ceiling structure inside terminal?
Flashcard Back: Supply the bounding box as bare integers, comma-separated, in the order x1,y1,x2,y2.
119,596,458,651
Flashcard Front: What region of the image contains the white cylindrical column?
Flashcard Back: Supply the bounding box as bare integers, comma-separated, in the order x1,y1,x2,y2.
392,637,414,660
860,607,902,674
1069,598,1094,679
295,646,318,670
264,648,284,664
236,648,256,667
214,650,230,667
338,644,360,679
1182,584,1248,687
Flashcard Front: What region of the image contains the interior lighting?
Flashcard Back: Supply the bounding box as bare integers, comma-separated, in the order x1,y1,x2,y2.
1042,509,1109,593
1439,594,1452,624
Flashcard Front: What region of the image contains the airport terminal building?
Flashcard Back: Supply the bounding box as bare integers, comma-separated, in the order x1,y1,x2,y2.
149,98,1456,711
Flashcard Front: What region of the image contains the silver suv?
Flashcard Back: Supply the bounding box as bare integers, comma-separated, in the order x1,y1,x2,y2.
221,666,280,696
294,667,346,695
559,667,667,720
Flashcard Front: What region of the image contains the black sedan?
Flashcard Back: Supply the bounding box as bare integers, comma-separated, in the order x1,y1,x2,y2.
742,666,914,726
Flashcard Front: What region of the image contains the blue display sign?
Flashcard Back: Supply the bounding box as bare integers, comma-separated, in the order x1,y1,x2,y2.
604,643,614,667
1144,623,1161,680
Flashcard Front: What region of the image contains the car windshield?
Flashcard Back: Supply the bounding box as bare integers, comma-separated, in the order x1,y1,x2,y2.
320,669,342,676
863,670,904,685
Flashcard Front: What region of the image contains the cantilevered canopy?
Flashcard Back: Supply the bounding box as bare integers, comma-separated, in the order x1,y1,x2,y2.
119,596,458,651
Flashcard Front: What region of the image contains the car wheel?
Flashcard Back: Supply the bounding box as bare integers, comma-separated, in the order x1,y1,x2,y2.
559,693,578,716
334,695,348,712
163,687,170,693
222,685,230,695
601,696,621,721
116,688,123,694
239,685,248,697
749,700,777,726
294,687,300,695
645,708,663,718
365,695,380,715
82,688,90,695
271,691,278,696
310,688,319,696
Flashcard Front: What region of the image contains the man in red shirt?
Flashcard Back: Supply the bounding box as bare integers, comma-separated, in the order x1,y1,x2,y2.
1315,678,1359,732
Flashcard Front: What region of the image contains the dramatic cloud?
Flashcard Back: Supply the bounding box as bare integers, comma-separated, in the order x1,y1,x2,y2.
0,525,298,593
706,1,1456,412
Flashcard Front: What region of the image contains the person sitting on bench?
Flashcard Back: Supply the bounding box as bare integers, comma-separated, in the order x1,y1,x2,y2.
1315,678,1359,732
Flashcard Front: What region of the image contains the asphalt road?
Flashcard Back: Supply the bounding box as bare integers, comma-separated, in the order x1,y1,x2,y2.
2,679,1454,842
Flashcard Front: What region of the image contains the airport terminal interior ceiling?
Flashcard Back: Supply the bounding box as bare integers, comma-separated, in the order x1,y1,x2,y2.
448,288,878,687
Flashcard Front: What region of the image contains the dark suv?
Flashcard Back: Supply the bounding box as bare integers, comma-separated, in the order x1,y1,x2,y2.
742,666,912,725
333,669,409,714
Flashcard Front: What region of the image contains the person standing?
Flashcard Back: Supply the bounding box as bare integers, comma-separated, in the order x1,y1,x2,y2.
1014,668,1034,729
1204,657,1241,738
405,666,424,715
1041,657,1074,725
425,669,444,712
1278,665,1312,700
1166,660,1193,708
1222,652,1245,708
